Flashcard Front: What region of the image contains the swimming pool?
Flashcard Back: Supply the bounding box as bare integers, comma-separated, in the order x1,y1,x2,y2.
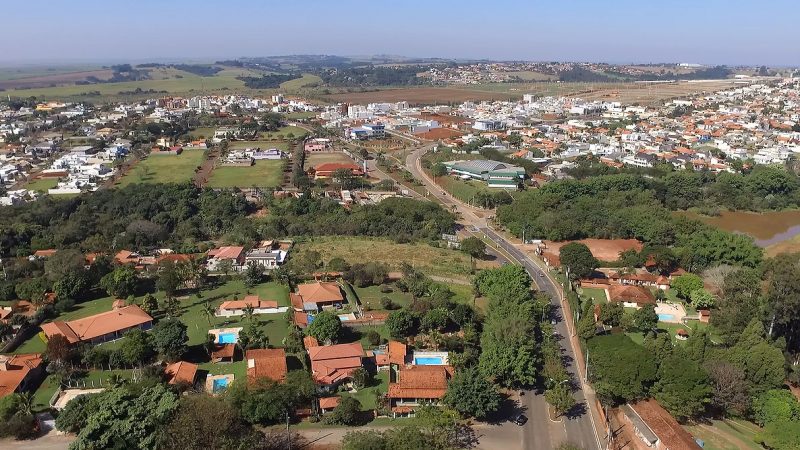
217,333,237,344
212,378,229,393
658,313,675,322
414,357,444,365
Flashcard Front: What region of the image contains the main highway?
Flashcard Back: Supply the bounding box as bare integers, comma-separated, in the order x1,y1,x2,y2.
403,144,605,450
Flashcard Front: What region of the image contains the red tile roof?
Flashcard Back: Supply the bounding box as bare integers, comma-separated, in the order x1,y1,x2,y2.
40,305,153,344
219,295,278,311
246,348,287,385
308,342,363,385
165,361,198,385
208,246,244,260
0,353,43,398
210,344,236,360
388,341,407,366
296,282,344,304
387,365,452,400
608,285,656,306
319,396,341,410
630,399,701,450
33,249,57,258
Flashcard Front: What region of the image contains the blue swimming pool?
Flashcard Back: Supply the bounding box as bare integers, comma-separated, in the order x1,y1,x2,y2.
217,333,237,344
212,378,229,393
658,313,675,322
414,357,444,365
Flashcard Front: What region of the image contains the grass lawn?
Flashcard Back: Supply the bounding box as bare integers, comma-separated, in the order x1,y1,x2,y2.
357,325,390,349
199,360,247,380
433,175,486,204
580,287,608,304
354,284,413,312
295,236,474,279
12,332,47,354
229,140,290,151
207,159,286,188
260,126,308,141
684,419,762,450
280,74,322,91
188,127,216,140
306,152,357,167
24,178,58,193
340,370,389,411
284,111,317,120
32,374,60,412
117,150,205,186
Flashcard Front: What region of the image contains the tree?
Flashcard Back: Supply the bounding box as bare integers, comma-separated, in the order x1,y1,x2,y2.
238,324,269,350
46,334,72,363
118,328,154,366
139,294,159,316
53,271,90,301
421,308,449,332
386,310,416,339
756,420,800,450
671,273,703,299
651,353,712,420
230,380,298,425
326,257,350,272
459,237,486,260
150,318,188,361
100,266,138,298
577,299,597,340
156,262,182,298
752,389,800,426
706,361,750,417
162,394,258,450
559,243,597,280
587,334,657,405
350,367,370,390
473,265,531,306
598,302,623,327
634,304,658,332
689,289,715,309
545,383,576,418
15,277,48,305
55,392,99,433
443,367,502,419
64,385,178,450
306,311,342,344
242,262,263,288
431,163,447,177
324,397,363,426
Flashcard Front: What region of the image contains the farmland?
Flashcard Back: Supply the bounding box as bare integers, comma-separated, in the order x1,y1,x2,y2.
322,87,519,104
116,150,205,186
207,159,286,189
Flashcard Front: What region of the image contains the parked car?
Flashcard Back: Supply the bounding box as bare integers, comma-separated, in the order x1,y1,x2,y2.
513,414,528,426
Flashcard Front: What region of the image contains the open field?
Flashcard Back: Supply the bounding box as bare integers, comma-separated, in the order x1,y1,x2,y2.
260,126,308,140
229,140,290,151
207,159,286,188
279,73,322,90
322,87,519,105
433,175,485,204
306,152,356,167
0,69,113,90
117,150,205,186
542,238,642,262
684,419,762,450
24,177,58,192
580,287,608,303
294,236,474,278
505,70,557,81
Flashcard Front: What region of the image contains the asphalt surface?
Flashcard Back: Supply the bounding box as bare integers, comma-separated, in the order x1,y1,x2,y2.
406,144,603,450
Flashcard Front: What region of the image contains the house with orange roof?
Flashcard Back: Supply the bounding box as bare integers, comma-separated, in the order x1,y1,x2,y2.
206,246,245,272
114,250,141,265
318,396,341,414
608,285,656,308
387,365,454,417
310,162,364,180
622,399,702,449
0,353,44,399
216,295,284,317
165,361,199,386
31,249,57,259
210,344,237,363
292,281,345,312
40,304,153,345
246,348,287,385
307,342,364,388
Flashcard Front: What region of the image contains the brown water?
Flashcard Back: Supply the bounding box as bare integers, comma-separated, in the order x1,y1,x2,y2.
681,210,800,247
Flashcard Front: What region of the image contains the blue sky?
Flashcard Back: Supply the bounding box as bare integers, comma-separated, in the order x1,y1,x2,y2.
2,0,798,65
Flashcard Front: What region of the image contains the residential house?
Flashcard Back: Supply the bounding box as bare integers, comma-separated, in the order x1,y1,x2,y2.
216,295,284,317
40,305,153,345
165,361,199,386
246,348,287,385
206,246,245,272
622,399,702,450
0,353,44,399
608,285,656,308
291,281,345,312
210,344,237,363
307,342,364,388
311,163,364,180
387,365,454,417
319,396,341,414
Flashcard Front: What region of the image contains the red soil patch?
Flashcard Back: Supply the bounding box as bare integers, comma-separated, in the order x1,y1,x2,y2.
542,238,643,262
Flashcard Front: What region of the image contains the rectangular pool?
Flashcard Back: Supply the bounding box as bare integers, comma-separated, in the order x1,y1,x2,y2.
414,357,444,365
217,333,237,344
212,378,229,393
658,313,675,322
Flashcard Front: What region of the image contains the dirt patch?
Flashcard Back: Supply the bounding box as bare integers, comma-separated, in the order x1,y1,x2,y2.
542,239,643,262
323,87,518,105
0,70,114,90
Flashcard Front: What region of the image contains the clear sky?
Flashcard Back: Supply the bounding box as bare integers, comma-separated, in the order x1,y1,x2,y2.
2,0,798,66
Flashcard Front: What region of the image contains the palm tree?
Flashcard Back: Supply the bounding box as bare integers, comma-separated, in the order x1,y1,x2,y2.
202,301,216,326
17,392,33,415
243,305,255,324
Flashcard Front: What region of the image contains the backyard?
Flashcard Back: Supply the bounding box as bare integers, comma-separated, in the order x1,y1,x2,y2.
24,177,58,193
207,159,286,189
117,150,205,186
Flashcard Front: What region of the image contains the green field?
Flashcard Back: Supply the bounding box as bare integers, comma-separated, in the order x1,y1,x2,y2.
207,159,286,188
229,140,290,151
354,284,413,312
580,287,608,304
260,126,308,140
435,175,486,203
117,150,205,186
279,73,323,91
24,177,58,193
684,419,762,450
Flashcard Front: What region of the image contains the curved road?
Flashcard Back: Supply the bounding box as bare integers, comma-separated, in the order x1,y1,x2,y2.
406,145,604,450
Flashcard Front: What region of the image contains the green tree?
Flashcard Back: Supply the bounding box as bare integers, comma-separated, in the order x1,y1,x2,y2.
651,352,712,420
689,289,715,309
324,397,363,426
150,318,188,361
386,310,416,339
306,311,342,344
587,334,657,405
118,328,154,366
156,262,182,298
634,304,658,332
431,163,447,177
242,262,263,288
545,383,576,418
421,308,449,332
559,243,597,280
670,273,703,299
162,394,258,450
443,367,502,419
100,266,138,298
350,367,370,389
459,237,486,260
752,389,800,426
598,302,623,326
756,420,800,450
139,294,159,316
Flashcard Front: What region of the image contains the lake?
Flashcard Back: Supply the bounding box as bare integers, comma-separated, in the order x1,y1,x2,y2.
681,210,800,247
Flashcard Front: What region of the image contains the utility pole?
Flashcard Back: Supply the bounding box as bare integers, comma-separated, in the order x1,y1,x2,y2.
286,411,291,450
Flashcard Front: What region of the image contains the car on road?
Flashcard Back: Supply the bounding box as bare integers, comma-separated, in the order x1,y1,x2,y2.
513,414,528,426
538,272,545,277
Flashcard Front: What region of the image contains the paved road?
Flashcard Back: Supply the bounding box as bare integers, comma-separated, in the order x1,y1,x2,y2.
406,144,604,450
